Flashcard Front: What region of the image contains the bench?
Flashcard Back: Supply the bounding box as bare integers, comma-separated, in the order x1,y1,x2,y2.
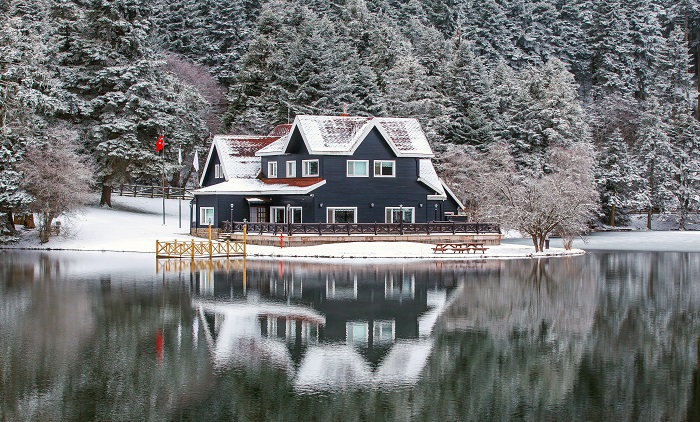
432,242,488,254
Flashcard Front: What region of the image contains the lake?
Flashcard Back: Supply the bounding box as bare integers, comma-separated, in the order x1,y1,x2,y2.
2,233,700,421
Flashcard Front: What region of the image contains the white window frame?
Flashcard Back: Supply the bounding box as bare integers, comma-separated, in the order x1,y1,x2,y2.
326,207,357,223
286,161,297,177
270,206,303,223
346,160,369,177
268,161,278,178
385,207,415,223
199,207,214,225
302,159,319,177
214,164,223,178
374,160,396,177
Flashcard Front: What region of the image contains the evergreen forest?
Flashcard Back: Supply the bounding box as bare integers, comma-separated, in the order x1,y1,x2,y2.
2,0,700,236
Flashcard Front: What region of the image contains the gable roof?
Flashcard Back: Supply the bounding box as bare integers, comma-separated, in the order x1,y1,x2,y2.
200,125,291,185
418,159,465,209
256,115,434,158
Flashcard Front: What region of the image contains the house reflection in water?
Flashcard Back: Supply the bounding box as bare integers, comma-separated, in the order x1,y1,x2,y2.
190,260,467,392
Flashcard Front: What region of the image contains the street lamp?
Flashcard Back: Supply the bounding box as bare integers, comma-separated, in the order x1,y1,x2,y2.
230,203,233,233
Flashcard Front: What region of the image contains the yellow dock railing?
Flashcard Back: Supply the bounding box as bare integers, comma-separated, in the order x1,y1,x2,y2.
156,238,245,258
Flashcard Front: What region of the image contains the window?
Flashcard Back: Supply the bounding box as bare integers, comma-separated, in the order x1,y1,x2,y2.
214,164,223,178
199,207,214,225
385,207,414,223
302,159,319,177
270,206,303,223
268,161,277,178
373,320,395,345
346,160,369,177
326,207,357,223
271,206,286,223
286,161,297,177
346,321,369,346
374,160,395,177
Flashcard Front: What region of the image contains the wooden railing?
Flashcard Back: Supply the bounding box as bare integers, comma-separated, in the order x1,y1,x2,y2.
115,184,193,200
229,221,500,236
156,239,245,258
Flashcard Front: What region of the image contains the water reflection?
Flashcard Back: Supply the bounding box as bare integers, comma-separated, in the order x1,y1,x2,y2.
2,251,700,421
189,260,468,393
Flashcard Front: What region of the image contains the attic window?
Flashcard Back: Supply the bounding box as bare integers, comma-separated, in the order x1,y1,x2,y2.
268,161,278,178
214,164,223,179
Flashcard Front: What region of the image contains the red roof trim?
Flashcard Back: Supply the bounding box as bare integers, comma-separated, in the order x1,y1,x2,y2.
259,177,323,187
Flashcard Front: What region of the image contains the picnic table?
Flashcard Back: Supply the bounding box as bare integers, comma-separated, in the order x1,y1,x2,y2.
432,242,488,254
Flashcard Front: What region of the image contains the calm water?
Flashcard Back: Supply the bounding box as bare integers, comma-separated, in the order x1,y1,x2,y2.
1,243,700,421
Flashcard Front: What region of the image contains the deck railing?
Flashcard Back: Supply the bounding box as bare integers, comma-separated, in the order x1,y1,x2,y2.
114,184,193,200
227,221,500,236
156,239,245,258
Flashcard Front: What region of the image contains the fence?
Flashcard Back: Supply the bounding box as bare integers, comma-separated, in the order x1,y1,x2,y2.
156,239,245,258
114,184,193,200
228,221,500,236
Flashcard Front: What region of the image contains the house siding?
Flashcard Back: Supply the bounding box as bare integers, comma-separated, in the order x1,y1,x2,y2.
202,147,224,187
193,124,460,228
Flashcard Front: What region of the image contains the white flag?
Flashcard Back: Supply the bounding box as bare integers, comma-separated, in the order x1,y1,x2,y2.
193,150,199,171
178,147,182,165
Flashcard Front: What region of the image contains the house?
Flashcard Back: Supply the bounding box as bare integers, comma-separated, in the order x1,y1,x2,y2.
191,114,464,233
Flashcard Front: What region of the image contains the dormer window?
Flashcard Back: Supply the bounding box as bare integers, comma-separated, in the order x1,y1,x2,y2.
214,164,223,178
302,159,319,177
268,161,278,178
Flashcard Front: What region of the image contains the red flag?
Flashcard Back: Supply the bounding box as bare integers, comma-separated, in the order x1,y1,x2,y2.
155,135,164,152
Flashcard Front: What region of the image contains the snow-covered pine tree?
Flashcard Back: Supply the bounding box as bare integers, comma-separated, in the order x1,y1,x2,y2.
438,41,499,147
501,59,591,173
668,111,700,229
587,0,636,99
595,128,642,226
634,97,675,229
0,0,66,236
52,0,208,207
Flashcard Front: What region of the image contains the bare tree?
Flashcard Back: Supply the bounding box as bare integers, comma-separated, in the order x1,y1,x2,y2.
474,143,598,252
17,125,94,243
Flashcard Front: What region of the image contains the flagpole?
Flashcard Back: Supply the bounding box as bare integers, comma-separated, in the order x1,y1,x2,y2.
178,147,182,229
162,136,166,226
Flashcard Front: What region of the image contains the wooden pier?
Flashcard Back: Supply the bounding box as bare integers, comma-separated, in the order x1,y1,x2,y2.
156,239,246,259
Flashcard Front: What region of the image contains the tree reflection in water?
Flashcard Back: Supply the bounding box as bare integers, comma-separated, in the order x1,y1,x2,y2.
1,251,700,421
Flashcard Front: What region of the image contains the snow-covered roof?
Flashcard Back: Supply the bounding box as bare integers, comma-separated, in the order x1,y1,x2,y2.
193,177,326,196
417,159,465,209
257,115,435,157
200,125,292,185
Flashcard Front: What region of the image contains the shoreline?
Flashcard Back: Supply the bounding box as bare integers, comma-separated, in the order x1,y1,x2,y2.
1,240,585,260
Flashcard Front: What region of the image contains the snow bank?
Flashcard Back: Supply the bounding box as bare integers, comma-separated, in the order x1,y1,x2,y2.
2,195,582,259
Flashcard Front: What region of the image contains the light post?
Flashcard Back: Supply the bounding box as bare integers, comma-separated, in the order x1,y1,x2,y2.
399,204,403,235
230,203,233,232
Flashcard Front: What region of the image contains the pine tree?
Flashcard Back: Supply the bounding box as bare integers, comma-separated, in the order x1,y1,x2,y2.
595,129,641,226
52,0,208,206
634,97,675,229
0,0,65,235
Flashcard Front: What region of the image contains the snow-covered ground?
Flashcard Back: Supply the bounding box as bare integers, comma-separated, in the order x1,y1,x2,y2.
5,195,696,258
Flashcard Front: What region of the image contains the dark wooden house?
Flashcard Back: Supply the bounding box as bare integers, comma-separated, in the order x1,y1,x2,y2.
191,115,463,231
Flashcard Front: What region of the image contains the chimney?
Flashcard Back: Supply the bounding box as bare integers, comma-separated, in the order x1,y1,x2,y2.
341,103,349,117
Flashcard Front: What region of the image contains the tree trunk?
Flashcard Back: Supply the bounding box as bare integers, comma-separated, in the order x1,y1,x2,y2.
100,183,112,207
4,208,16,234
609,203,616,227
646,208,652,230
531,234,540,253
39,211,53,243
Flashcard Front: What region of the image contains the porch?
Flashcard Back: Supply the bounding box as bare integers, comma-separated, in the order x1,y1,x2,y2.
190,221,502,246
